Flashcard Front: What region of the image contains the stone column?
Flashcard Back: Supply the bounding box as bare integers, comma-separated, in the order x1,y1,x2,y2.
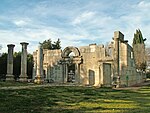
62,63,67,83
32,58,37,80
32,52,37,80
34,46,44,84
114,31,124,87
62,63,65,83
19,42,29,82
75,63,80,84
6,44,15,81
65,64,68,83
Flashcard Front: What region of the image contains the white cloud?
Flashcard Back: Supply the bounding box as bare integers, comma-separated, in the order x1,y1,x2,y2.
72,11,96,25
70,1,150,47
14,20,27,26
1,0,150,55
138,1,150,8
12,17,33,27
0,25,90,53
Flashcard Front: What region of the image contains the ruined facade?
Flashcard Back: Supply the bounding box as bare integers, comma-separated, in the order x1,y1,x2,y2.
33,31,146,87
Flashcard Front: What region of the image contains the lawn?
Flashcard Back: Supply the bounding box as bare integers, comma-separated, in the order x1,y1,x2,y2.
0,83,150,113
0,81,34,87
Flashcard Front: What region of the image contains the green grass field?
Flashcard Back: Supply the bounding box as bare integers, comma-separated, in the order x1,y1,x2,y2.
0,81,34,87
0,83,150,113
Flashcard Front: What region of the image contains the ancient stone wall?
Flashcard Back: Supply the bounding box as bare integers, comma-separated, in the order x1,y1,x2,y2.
32,31,146,87
79,44,107,86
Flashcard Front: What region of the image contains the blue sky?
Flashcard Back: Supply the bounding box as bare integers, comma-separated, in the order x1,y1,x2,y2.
0,0,150,53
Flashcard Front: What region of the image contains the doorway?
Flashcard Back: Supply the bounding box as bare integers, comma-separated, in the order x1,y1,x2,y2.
67,64,75,82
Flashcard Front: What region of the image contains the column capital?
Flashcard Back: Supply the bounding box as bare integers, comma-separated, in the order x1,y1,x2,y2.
20,42,29,45
7,44,15,48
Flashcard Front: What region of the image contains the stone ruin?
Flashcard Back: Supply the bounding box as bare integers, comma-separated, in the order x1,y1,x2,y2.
6,31,146,87
6,42,29,82
32,31,146,87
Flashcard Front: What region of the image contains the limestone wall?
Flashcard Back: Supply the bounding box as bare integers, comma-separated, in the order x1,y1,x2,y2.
33,49,62,82
79,44,106,86
113,32,145,87
32,31,146,87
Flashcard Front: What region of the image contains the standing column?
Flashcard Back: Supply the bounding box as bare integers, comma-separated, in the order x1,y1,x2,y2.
19,42,29,82
115,37,120,88
75,63,80,84
65,64,68,83
62,63,65,83
6,44,15,81
34,45,44,84
32,52,37,80
114,31,124,88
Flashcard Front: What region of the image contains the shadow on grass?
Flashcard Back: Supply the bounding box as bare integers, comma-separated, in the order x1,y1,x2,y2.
0,86,150,113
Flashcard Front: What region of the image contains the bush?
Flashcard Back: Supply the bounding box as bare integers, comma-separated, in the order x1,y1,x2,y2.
146,72,150,78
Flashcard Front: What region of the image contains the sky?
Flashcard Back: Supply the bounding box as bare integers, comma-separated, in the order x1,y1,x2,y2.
0,0,150,53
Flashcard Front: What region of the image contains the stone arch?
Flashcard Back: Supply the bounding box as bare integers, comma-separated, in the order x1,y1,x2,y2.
62,46,80,58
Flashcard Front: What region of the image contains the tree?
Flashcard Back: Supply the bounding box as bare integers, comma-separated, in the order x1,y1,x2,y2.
13,52,21,79
39,39,52,49
0,53,7,80
132,29,147,71
40,38,61,50
27,53,34,79
145,47,150,72
53,38,61,49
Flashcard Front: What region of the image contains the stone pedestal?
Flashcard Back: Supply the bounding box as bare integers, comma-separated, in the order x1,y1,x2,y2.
34,46,44,84
6,44,15,81
116,76,121,88
19,42,29,82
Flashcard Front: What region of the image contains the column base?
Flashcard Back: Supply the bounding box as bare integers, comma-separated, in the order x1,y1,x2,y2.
116,76,121,88
6,74,15,81
75,77,80,85
19,75,28,82
34,75,44,84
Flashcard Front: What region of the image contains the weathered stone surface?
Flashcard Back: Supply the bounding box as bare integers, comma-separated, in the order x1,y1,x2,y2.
19,42,28,82
6,44,15,81
33,31,146,87
34,46,44,84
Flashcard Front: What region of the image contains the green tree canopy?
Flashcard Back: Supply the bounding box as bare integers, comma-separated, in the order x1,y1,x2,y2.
0,53,7,80
39,39,52,49
39,38,61,50
13,52,21,79
27,53,34,79
53,38,61,49
133,29,146,45
132,29,147,71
